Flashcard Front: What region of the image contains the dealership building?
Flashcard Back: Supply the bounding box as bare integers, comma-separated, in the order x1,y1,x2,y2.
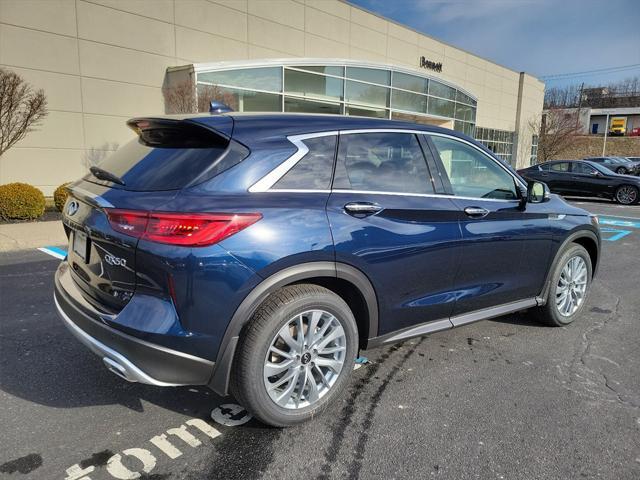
0,0,545,195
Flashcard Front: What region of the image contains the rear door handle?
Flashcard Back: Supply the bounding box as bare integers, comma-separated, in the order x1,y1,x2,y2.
464,206,490,218
344,202,382,215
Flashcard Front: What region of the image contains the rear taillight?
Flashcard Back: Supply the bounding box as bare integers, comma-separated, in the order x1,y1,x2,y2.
106,210,261,247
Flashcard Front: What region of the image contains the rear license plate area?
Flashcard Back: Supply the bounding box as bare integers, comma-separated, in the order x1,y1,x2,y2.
72,230,89,262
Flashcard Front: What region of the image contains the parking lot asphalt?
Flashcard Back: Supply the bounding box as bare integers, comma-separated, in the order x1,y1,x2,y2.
1,200,639,480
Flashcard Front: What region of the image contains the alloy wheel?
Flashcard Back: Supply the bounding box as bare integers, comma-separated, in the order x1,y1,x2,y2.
263,310,346,409
616,186,638,204
555,256,588,317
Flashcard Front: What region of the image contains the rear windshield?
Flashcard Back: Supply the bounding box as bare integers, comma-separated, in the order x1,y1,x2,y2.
85,136,247,191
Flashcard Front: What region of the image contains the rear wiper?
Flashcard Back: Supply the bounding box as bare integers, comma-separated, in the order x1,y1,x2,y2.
89,166,126,186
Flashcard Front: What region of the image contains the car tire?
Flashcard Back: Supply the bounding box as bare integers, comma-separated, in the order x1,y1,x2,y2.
533,243,592,327
615,185,639,205
230,284,358,427
616,167,627,174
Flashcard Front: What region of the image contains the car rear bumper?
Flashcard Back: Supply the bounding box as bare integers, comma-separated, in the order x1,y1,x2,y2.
54,262,215,386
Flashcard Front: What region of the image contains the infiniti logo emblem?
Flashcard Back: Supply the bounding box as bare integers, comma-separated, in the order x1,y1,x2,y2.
66,200,79,216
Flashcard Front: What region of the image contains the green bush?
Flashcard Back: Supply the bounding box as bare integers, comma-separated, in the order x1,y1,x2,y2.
54,182,71,212
0,182,46,220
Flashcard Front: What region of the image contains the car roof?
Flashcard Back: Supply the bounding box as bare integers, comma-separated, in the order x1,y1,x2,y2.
189,112,469,141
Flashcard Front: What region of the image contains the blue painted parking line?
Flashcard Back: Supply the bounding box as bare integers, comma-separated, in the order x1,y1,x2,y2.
598,217,640,229
600,228,632,242
37,246,67,260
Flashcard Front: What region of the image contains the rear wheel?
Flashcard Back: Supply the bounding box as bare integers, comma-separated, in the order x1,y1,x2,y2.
615,185,638,205
533,244,592,327
231,284,358,427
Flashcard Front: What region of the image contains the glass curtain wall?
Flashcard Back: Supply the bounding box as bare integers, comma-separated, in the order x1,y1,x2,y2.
196,63,477,133
474,127,516,165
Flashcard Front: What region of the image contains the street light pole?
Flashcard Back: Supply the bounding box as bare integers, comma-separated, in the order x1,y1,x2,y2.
602,112,609,156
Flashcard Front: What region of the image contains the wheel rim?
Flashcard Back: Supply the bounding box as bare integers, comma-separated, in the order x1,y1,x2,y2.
616,186,637,204
263,310,347,410
617,168,626,174
555,256,588,317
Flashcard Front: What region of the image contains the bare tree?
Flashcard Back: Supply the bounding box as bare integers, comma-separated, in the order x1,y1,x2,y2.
162,80,238,114
530,108,582,162
0,68,48,156
196,84,237,113
83,142,119,169
163,80,196,114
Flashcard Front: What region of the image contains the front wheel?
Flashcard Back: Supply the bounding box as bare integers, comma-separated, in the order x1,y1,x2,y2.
616,167,627,175
533,243,593,327
230,284,358,427
615,185,639,205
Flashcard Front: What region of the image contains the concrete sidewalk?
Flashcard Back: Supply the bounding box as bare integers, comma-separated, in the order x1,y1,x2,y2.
0,221,67,252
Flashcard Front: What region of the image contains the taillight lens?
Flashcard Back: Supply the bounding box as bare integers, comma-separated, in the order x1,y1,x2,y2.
106,210,261,247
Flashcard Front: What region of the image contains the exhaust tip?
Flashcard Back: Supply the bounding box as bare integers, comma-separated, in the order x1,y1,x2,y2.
103,357,136,383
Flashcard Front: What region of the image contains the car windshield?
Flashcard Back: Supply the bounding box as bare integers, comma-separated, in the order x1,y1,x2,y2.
614,157,632,163
589,162,614,175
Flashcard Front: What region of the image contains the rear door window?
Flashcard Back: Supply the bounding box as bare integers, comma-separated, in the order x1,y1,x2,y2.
333,132,434,194
273,135,337,190
550,162,570,172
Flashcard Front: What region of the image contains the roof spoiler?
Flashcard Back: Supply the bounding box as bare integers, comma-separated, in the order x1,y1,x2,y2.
126,117,232,148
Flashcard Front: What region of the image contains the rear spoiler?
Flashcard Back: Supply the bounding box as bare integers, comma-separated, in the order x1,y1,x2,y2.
126,117,233,148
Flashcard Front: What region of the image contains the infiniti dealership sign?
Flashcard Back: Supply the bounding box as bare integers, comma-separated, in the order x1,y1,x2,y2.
419,56,443,73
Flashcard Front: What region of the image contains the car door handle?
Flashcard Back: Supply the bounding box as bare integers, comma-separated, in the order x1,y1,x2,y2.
464,206,490,218
344,202,382,215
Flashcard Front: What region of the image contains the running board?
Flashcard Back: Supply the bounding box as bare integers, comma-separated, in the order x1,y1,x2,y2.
367,297,538,348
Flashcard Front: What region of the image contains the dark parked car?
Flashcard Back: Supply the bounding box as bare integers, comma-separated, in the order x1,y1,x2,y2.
583,156,640,175
518,160,640,205
55,114,600,426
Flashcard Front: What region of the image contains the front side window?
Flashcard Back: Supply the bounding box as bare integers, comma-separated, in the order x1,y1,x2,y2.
572,162,596,175
273,136,337,190
430,136,517,200
333,133,433,194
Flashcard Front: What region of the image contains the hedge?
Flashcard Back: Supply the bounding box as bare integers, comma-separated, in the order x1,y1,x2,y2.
54,182,72,212
0,182,46,220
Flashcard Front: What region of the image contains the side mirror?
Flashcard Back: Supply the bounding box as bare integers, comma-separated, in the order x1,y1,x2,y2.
590,170,601,176
527,181,550,204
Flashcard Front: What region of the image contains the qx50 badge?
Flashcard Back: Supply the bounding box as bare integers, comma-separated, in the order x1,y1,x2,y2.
104,253,127,267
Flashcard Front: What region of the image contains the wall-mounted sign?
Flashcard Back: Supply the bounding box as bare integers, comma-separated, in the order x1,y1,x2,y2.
419,56,443,73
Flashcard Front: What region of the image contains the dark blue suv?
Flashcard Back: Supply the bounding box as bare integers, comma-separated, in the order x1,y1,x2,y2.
54,113,600,426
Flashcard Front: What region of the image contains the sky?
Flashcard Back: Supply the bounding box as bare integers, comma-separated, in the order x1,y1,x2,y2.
347,0,640,90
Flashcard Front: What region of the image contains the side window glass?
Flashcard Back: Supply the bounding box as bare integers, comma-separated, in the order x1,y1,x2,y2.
430,136,517,200
550,162,569,172
273,135,336,190
333,133,433,194
573,162,595,175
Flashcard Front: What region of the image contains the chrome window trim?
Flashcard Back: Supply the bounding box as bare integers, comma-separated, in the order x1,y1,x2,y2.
248,131,338,193
248,128,525,197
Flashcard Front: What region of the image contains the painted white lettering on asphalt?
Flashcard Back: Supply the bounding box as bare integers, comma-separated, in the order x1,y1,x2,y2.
149,434,182,460
63,417,223,479
106,448,157,480
166,425,202,447
64,463,95,480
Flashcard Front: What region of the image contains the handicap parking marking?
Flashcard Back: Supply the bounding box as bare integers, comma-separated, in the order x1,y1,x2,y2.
600,227,633,242
598,217,640,229
37,246,67,260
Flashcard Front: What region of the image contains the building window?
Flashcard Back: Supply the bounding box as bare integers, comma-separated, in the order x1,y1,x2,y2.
530,135,539,165
191,61,477,127
475,127,515,166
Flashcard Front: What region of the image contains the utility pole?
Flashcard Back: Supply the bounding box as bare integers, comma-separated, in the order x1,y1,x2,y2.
602,112,610,156
575,82,584,131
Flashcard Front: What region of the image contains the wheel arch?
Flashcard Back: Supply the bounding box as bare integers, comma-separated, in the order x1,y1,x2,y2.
538,228,600,305
208,261,378,395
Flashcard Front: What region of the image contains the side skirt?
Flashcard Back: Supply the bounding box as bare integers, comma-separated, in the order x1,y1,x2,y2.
366,298,539,349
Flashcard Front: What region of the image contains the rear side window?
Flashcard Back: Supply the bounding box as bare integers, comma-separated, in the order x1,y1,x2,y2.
333,132,433,194
550,162,569,172
86,121,246,191
273,135,337,190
